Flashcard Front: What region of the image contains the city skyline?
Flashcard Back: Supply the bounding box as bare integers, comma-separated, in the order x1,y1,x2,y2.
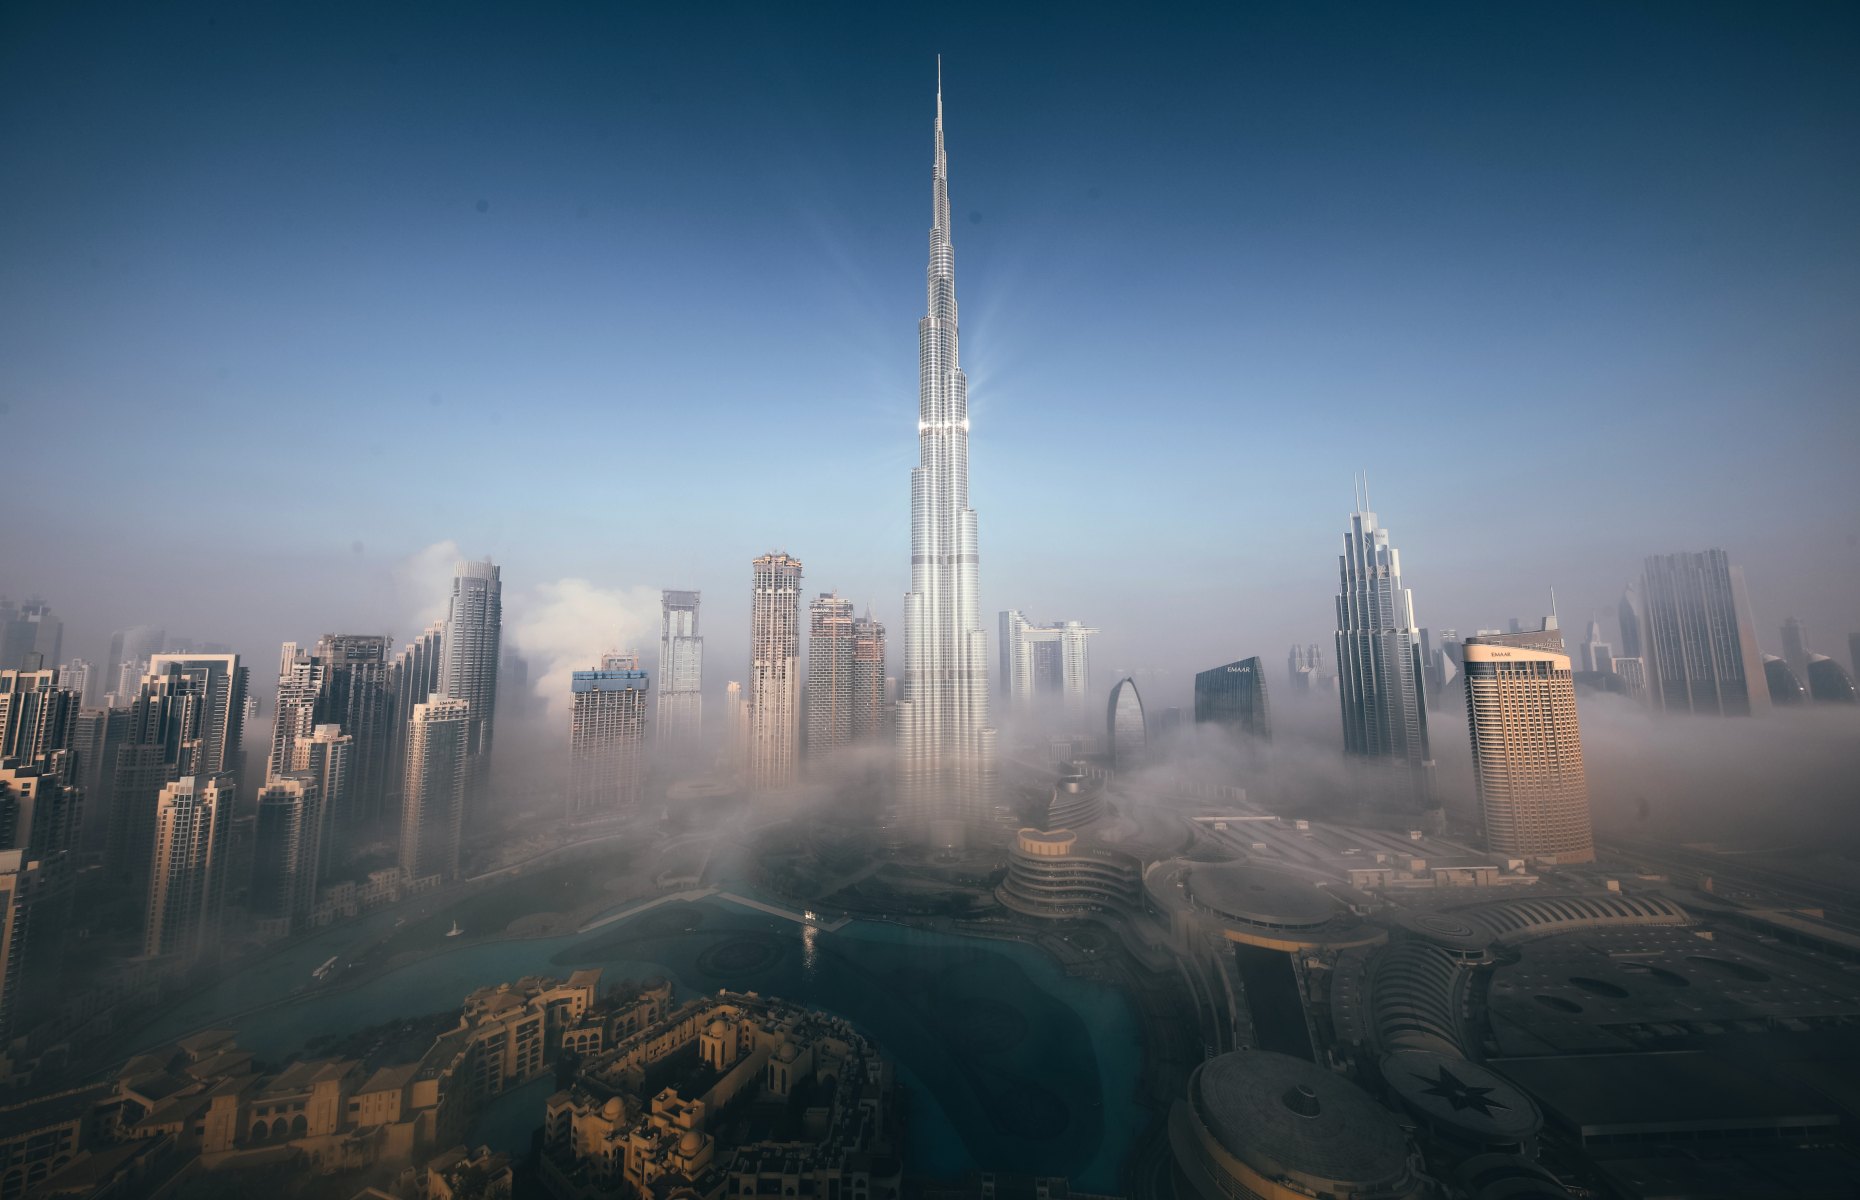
4,6,1855,718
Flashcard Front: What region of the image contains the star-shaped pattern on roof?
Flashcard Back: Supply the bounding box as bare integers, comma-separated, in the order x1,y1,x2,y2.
1414,1066,1508,1117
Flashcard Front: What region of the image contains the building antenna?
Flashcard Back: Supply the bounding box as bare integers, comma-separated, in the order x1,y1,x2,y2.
1550,586,1559,623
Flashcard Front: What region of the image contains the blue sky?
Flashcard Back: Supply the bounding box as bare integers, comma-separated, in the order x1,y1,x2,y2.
2,1,1856,710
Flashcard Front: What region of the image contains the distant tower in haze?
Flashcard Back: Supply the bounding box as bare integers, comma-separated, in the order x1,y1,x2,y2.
569,653,650,815
1000,612,1098,718
1807,655,1857,704
144,774,233,960
441,559,502,794
896,64,997,848
387,623,444,811
1617,584,1644,662
399,695,469,882
55,661,91,710
1333,492,1433,804
749,553,803,790
1462,625,1595,864
656,590,703,756
1287,644,1328,692
852,613,889,743
1780,617,1810,686
1107,678,1148,769
1578,620,1614,675
1639,550,1768,716
724,681,748,772
105,625,165,704
806,593,856,760
1194,658,1272,742
1611,656,1649,701
0,601,61,673
311,634,394,824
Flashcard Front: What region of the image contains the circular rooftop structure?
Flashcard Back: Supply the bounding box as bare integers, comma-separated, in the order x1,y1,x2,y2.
1185,862,1342,930
1381,1050,1541,1153
1180,1051,1416,1199
1392,908,1499,957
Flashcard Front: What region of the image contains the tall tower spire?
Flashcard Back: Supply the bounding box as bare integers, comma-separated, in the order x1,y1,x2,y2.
897,62,997,847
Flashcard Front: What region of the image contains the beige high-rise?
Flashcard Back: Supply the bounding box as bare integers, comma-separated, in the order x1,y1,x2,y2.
144,774,234,959
1463,631,1595,864
749,553,803,790
568,653,649,815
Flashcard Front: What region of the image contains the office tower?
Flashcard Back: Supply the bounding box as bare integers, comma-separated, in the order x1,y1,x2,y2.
725,681,748,771
0,601,61,672
1639,550,1769,716
1194,658,1272,741
657,590,703,755
104,625,165,706
897,66,997,847
568,653,650,815
1807,655,1857,704
1333,497,1433,801
400,695,469,882
1763,656,1806,704
144,774,234,960
309,635,395,822
806,593,856,759
56,660,91,709
852,613,888,743
146,653,248,779
1617,585,1644,661
1463,626,1595,864
251,777,319,934
999,612,1098,717
0,668,79,771
1106,678,1147,769
292,724,352,882
440,559,502,790
749,553,803,790
1578,620,1614,675
386,622,443,811
1611,657,1649,701
1780,617,1810,686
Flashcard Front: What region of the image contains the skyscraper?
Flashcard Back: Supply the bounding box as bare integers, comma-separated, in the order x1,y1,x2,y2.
144,773,234,960
1780,617,1810,687
105,625,164,704
269,643,323,781
1764,655,1807,705
1194,658,1272,742
251,777,319,935
0,601,61,673
441,558,502,792
1617,584,1644,661
1107,678,1148,769
400,695,469,882
897,65,997,846
806,593,856,760
657,590,703,755
292,723,352,883
56,660,91,709
1639,550,1769,716
569,654,650,815
145,653,248,781
1578,620,1614,676
311,634,395,824
724,681,748,772
387,622,444,810
1333,498,1433,803
1463,626,1595,864
0,850,62,1043
852,613,888,743
1286,644,1330,692
749,553,803,791
999,613,1098,718
0,668,79,772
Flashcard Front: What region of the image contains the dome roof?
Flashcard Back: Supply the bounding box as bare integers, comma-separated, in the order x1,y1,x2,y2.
705,1019,729,1038
678,1129,704,1154
775,1041,800,1063
602,1097,624,1120
1191,1051,1412,1193
1185,862,1341,929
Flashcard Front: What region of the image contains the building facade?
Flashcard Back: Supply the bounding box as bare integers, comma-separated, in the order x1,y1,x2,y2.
999,612,1098,718
399,696,470,883
1107,677,1147,769
896,69,997,848
144,774,234,960
1640,550,1769,716
569,656,651,815
1193,658,1272,742
851,613,888,743
656,591,703,755
749,554,803,791
440,559,502,790
805,593,855,760
251,777,320,936
1463,628,1595,864
1333,503,1432,803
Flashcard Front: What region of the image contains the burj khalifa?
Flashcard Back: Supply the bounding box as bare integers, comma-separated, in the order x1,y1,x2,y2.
896,61,997,848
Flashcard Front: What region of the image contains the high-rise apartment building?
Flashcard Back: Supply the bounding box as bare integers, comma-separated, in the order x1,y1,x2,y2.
291,723,352,883
897,68,997,847
806,593,856,760
0,850,63,1043
999,613,1098,718
400,695,469,882
1780,617,1810,687
749,554,803,790
1639,550,1769,716
387,623,444,810
146,653,248,780
656,591,703,755
569,654,650,815
55,661,91,710
1194,658,1272,742
0,601,61,673
104,625,164,705
441,559,502,791
0,668,79,772
852,613,888,743
0,761,81,857
1334,501,1433,803
251,777,319,935
312,634,395,823
144,773,234,960
1463,626,1595,864
1611,657,1649,701
269,643,323,781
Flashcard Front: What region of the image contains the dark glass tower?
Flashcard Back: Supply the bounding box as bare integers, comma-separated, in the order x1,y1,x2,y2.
1194,658,1272,742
